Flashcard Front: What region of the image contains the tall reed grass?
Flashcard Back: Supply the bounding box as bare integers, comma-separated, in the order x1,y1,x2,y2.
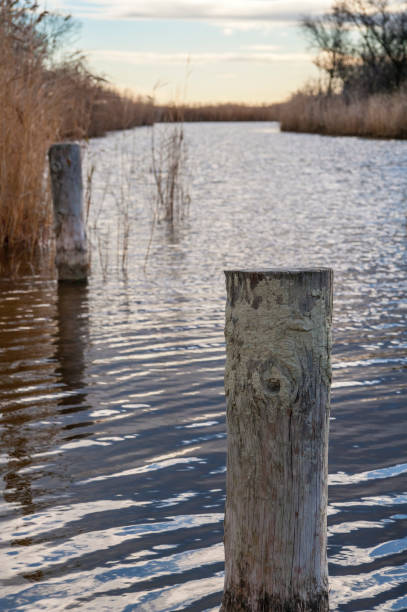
157,102,279,123
56,65,154,139
279,89,407,139
0,0,154,272
0,1,59,265
151,106,189,224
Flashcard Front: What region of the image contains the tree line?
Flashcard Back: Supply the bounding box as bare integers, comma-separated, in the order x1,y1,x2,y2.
302,0,407,97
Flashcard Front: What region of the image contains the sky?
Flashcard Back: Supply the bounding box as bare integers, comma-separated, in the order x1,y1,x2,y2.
42,0,333,104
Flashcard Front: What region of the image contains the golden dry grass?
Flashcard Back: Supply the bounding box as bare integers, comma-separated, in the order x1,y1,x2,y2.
55,66,155,140
87,86,154,138
279,90,407,138
158,103,280,123
0,18,59,263
0,1,154,271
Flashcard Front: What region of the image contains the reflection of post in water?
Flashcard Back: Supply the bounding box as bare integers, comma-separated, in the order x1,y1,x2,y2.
56,282,89,419
0,281,90,518
0,280,58,516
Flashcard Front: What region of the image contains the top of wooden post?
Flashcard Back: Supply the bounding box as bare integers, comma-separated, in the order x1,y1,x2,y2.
224,267,332,276
49,142,81,151
224,268,333,289
224,268,333,313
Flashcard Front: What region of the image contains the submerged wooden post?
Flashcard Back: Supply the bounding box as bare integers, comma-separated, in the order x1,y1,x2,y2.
222,268,333,612
48,143,88,281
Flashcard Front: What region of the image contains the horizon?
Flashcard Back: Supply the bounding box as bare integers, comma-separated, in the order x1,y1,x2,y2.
42,0,332,104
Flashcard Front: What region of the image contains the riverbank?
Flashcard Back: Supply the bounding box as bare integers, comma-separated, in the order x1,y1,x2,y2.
157,92,407,140
157,103,279,122
278,90,407,139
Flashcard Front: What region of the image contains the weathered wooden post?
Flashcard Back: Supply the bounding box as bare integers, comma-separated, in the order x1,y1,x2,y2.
221,268,333,612
48,143,88,281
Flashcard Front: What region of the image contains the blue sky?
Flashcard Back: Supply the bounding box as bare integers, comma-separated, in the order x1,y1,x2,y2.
43,0,332,103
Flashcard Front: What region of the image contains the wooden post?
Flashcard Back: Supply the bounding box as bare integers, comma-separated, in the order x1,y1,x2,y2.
221,268,333,612
48,143,88,281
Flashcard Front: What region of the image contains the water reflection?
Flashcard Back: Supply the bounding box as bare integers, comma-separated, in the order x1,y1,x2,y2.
0,280,58,516
1,124,406,611
0,281,89,515
55,283,90,431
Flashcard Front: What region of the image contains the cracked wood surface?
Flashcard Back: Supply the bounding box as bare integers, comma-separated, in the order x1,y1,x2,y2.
221,268,333,611
49,143,88,281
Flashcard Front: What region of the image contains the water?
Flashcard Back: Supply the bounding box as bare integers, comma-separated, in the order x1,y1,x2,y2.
1,122,406,611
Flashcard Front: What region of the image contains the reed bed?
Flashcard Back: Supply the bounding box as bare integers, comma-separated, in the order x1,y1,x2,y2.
0,2,59,265
279,89,407,139
87,87,154,138
55,67,154,140
157,103,280,123
0,0,153,271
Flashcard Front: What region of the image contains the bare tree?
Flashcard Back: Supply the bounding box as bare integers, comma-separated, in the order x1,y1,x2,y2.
302,0,407,96
302,6,350,94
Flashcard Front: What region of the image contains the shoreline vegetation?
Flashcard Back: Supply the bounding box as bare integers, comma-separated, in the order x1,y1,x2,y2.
160,88,407,139
278,88,407,139
156,103,279,123
279,0,407,138
0,0,154,266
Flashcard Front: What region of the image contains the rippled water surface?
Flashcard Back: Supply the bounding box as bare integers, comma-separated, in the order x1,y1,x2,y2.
1,122,407,611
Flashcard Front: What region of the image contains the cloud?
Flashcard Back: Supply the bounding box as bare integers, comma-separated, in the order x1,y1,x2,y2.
91,49,312,65
54,0,330,23
120,1,326,22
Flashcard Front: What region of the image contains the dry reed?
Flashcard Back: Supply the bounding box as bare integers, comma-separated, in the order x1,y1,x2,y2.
279,89,407,139
0,1,59,266
55,66,155,140
151,106,190,223
0,0,154,272
157,102,280,123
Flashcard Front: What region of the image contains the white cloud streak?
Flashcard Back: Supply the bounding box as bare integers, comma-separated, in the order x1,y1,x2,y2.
91,49,312,65
52,0,330,23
